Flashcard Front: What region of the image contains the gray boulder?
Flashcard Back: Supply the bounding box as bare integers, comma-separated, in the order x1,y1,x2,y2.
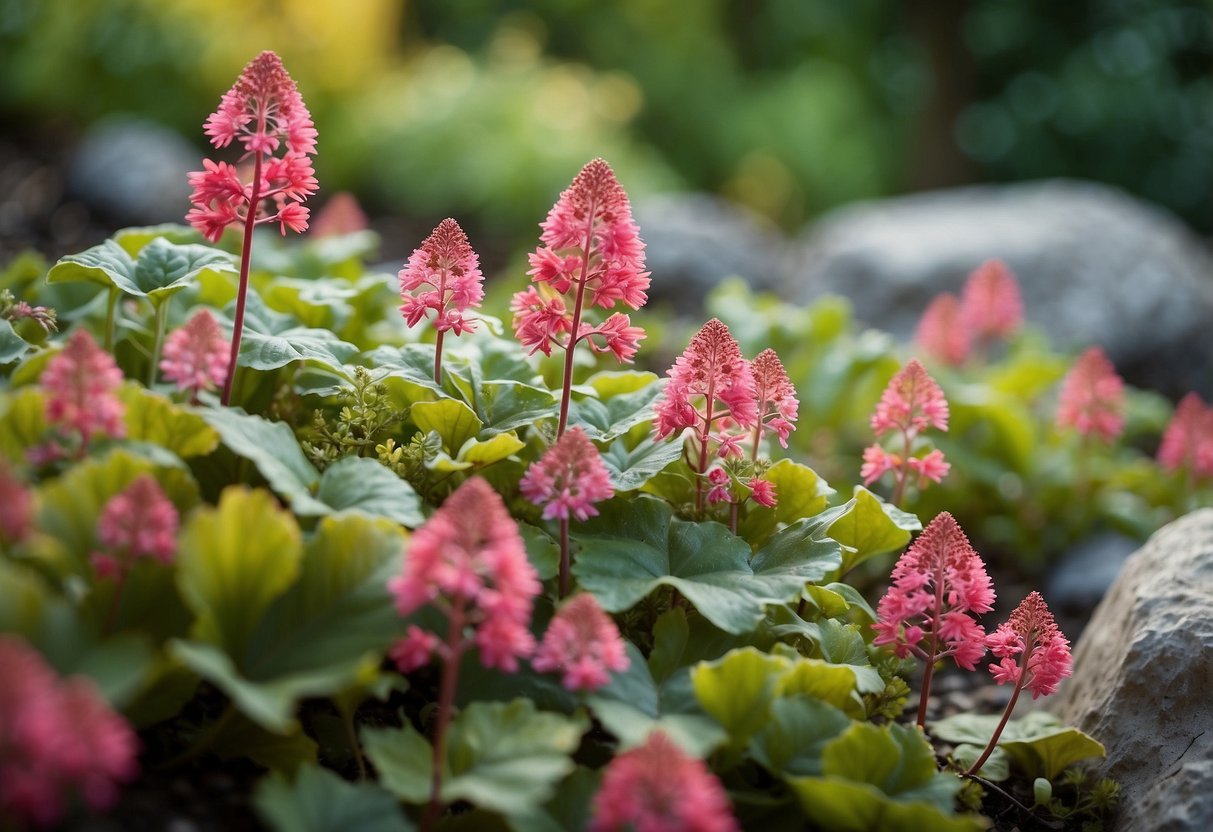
1052,509,1213,832
782,180,1213,397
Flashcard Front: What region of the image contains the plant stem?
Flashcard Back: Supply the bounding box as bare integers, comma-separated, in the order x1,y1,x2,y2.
162,703,236,770
555,195,598,439
966,648,1032,776
433,330,445,385
892,427,913,508
221,151,264,407
916,552,948,729
693,380,718,514
728,500,739,535
104,287,119,351
423,600,467,832
147,301,169,386
344,708,368,780
102,573,127,635
558,516,571,599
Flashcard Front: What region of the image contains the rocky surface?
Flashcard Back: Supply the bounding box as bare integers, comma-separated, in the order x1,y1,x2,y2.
781,180,1213,398
1052,508,1213,832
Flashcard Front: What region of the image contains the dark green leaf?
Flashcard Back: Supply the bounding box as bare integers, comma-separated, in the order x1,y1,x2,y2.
255,764,414,832
600,436,683,492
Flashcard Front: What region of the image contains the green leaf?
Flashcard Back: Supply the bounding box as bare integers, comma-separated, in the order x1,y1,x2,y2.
787,777,985,832
750,696,852,776
600,436,684,492
738,459,834,547
210,711,319,773
691,648,788,746
48,238,235,301
120,385,219,459
647,608,691,684
467,379,557,436
314,456,425,527
773,657,863,716
504,767,599,832
113,223,204,256
810,618,886,695
412,398,483,455
369,344,446,402
0,319,31,364
931,711,1105,780
519,523,559,581
827,487,921,574
0,388,48,463
235,291,360,373
255,764,414,832
568,380,664,442
749,514,845,585
176,487,302,655
460,433,526,466
362,720,436,805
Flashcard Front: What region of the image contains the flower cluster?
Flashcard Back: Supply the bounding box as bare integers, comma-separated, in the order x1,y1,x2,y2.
511,159,648,363
399,218,484,336
1157,392,1213,480
0,289,57,333
90,475,179,580
532,593,629,692
916,260,1024,366
860,359,950,502
1056,346,1125,444
654,319,757,442
187,51,318,241
0,462,33,546
160,310,229,399
986,591,1073,699
40,329,125,450
590,730,739,832
0,636,138,828
520,427,615,522
388,477,540,673
750,348,798,451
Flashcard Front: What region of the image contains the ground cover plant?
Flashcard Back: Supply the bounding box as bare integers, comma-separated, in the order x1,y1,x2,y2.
2,49,1210,831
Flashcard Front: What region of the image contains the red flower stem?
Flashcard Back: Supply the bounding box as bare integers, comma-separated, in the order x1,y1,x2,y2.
728,500,739,535
892,427,913,508
558,516,571,599
693,378,718,514
556,195,598,439
965,646,1032,775
423,599,467,832
916,552,948,729
221,151,263,407
433,329,445,385
103,572,127,635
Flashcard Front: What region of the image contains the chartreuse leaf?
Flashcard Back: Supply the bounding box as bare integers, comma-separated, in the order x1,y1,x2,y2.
690,648,788,747
411,398,483,455
173,514,404,732
826,486,921,574
113,223,203,256
366,700,587,816
255,764,414,832
426,432,525,474
504,767,599,832
120,385,219,459
738,459,834,547
931,711,1105,780
0,388,47,463
788,722,985,832
600,436,683,491
750,696,852,776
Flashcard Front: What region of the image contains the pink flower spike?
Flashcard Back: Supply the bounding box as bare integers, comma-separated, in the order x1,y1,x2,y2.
915,293,971,367
160,309,229,398
653,319,758,440
310,191,369,238
870,359,949,437
986,591,1072,699
97,475,180,568
41,329,125,447
398,218,485,336
520,427,615,523
0,462,33,546
532,593,629,692
751,348,799,448
589,730,739,832
1158,392,1213,479
962,259,1024,343
1056,346,1125,443
510,286,570,357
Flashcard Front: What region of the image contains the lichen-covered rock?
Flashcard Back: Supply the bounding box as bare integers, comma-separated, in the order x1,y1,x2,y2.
1052,509,1213,832
782,180,1213,398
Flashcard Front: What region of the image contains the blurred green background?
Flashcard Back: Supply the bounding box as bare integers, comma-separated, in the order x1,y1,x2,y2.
1,0,1210,253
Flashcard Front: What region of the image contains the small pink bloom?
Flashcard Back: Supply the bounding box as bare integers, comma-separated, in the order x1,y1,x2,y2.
871,359,949,437
0,462,33,545
41,329,125,447
532,593,629,692
520,427,615,522
1158,392,1213,479
95,474,179,573
1056,346,1125,443
907,448,951,486
590,731,739,832
389,626,440,673
581,313,645,364
714,432,745,459
915,293,971,367
387,478,540,672
751,349,799,448
510,286,571,357
860,444,898,486
4,299,57,333
705,467,732,505
653,319,758,441
986,591,1072,699
160,309,229,398
962,259,1024,343
748,477,777,508
399,218,485,336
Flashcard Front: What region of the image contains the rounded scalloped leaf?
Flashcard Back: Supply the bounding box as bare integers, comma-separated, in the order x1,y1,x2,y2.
255,763,414,832
738,459,835,547
47,237,236,302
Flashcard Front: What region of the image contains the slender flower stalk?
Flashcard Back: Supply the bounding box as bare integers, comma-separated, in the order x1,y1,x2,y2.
386,478,540,832
186,51,318,406
871,512,995,728
1056,346,1125,444
860,359,950,506
967,592,1071,775
398,218,485,383
532,593,629,692
519,427,614,597
511,159,649,437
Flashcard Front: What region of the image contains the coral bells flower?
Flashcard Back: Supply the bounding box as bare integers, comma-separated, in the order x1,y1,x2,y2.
986,591,1073,699
1157,392,1213,479
0,463,33,546
748,476,777,508
92,475,179,577
41,329,125,448
654,319,758,440
1056,346,1125,443
160,309,229,398
520,427,615,522
187,51,317,242
915,293,971,367
751,348,798,450
590,730,739,832
0,636,138,828
962,259,1024,344
399,218,484,336
862,359,950,504
532,593,629,692
388,477,540,672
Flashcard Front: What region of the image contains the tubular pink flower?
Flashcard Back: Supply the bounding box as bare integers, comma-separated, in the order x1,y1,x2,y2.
389,626,440,673
962,259,1024,343
95,475,179,572
654,319,758,440
987,591,1072,699
1158,392,1213,479
510,286,571,357
872,512,994,668
581,313,645,364
1056,346,1125,443
0,636,138,827
532,593,629,692
860,445,897,486
160,309,229,398
520,427,615,523
589,730,739,832
871,359,949,437
0,463,33,545
748,477,777,508
706,467,732,505
387,477,540,672
915,293,971,367
41,329,125,447
907,448,951,486
398,218,484,336
751,349,798,449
